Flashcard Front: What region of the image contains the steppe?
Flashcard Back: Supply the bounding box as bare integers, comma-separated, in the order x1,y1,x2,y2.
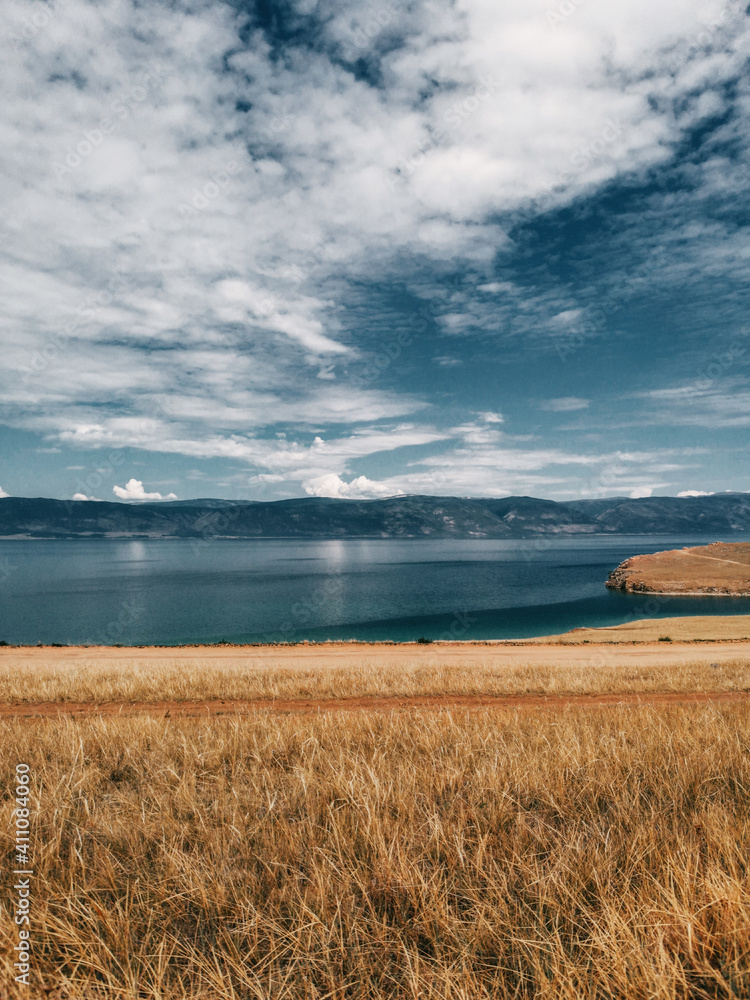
2,617,749,998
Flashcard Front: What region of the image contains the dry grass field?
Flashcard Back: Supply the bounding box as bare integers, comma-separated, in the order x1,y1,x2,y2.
2,623,750,998
1,706,750,999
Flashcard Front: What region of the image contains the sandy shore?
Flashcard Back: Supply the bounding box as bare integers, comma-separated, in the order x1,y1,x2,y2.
3,613,750,659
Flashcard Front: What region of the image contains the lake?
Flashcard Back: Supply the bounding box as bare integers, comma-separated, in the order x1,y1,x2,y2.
1,535,749,645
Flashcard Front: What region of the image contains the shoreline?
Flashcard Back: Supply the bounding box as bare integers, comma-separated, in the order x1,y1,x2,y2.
3,614,750,650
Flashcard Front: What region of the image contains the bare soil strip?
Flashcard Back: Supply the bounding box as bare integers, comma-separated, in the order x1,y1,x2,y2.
2,689,749,719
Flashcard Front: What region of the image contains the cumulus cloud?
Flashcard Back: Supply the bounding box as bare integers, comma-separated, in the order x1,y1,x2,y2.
629,487,654,498
303,474,403,499
677,489,715,497
0,486,9,498
113,479,177,501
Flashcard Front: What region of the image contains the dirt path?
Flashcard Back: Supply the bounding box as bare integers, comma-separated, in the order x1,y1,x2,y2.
680,550,750,568
2,690,749,719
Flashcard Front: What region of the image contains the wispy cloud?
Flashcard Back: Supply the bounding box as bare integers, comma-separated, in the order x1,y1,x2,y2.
540,397,590,412
638,379,750,428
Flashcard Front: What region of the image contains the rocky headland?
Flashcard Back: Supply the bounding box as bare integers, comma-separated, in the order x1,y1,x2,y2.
606,542,750,595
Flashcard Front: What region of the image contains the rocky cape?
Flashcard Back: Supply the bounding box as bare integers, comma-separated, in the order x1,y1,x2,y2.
2,492,750,540
606,541,750,595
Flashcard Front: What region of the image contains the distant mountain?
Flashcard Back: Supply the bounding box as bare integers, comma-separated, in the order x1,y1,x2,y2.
2,492,750,539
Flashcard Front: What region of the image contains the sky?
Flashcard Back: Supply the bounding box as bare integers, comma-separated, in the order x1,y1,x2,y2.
1,0,749,503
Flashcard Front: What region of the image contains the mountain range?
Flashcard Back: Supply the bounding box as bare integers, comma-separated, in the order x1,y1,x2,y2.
2,493,750,539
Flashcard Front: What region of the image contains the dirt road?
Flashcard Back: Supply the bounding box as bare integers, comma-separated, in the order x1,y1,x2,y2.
1,689,749,720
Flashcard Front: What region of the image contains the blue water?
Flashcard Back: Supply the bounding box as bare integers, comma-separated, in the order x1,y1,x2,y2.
0,536,748,645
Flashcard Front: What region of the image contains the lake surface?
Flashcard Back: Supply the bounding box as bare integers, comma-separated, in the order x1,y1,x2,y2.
1,535,749,645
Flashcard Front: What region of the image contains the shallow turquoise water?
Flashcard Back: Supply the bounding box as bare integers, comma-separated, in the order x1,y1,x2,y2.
0,535,748,645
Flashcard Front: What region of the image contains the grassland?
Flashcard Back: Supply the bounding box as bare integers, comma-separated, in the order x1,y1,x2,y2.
2,623,750,707
1,706,750,999
2,624,750,998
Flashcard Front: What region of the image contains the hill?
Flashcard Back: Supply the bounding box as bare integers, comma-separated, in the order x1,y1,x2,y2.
1,492,750,539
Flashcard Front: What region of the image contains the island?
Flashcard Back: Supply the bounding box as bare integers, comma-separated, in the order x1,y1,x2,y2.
606,541,750,595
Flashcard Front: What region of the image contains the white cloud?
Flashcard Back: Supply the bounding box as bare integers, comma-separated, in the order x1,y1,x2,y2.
1,0,747,474
677,489,714,497
0,486,9,498
72,492,103,500
112,478,177,501
629,487,654,498
540,397,590,412
302,474,403,499
639,380,750,428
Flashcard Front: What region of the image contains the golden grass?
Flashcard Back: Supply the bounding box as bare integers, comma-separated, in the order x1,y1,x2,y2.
531,614,750,642
1,645,749,705
0,651,750,703
1,706,750,998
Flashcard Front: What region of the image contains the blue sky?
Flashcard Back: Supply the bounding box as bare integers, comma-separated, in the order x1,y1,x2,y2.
1,0,748,502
